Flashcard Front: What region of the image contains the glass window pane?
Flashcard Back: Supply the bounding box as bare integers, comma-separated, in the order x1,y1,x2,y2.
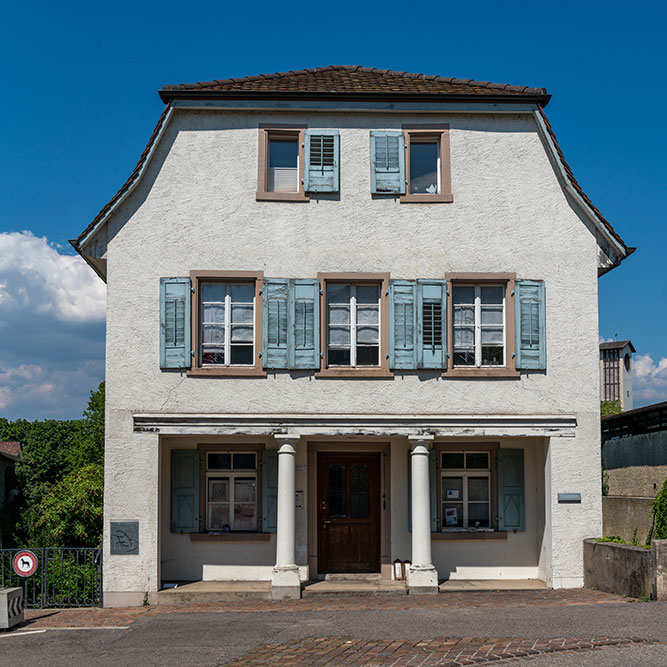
203,303,225,324
233,453,256,470
468,477,489,502
453,351,475,366
350,464,369,518
201,282,227,302
328,348,351,366
327,284,350,303
468,503,490,528
233,504,257,530
443,503,463,527
442,476,463,500
454,306,475,325
231,283,254,302
208,478,229,501
231,325,253,343
481,328,503,345
466,453,489,469
329,305,350,324
442,452,465,469
481,286,503,305
202,324,225,344
230,345,254,365
357,326,379,345
356,305,379,324
328,464,347,517
329,326,350,346
269,139,298,168
231,304,253,324
202,349,224,365
356,346,379,366
482,346,504,366
409,141,439,194
454,326,474,348
208,454,231,470
453,286,474,304
234,477,256,503
209,504,229,530
356,285,380,304
481,306,503,325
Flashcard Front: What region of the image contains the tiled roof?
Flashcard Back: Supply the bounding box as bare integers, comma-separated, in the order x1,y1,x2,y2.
600,340,635,352
0,441,21,461
160,66,548,101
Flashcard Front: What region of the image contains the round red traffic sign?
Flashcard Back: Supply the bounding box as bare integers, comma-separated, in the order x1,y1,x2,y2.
13,550,38,577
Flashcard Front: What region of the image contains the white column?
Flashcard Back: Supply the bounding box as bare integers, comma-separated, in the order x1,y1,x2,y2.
407,436,439,594
271,434,301,599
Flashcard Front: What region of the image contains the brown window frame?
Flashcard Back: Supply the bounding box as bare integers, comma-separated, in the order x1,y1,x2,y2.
446,272,518,378
401,124,453,204
256,124,309,202
195,443,265,536
188,270,266,377
315,272,392,378
435,443,502,536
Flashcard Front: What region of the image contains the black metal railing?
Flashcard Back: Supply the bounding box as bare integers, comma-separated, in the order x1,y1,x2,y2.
0,547,102,608
602,401,667,441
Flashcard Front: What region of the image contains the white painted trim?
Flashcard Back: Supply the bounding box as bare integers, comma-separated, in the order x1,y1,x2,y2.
134,412,576,437
533,110,627,259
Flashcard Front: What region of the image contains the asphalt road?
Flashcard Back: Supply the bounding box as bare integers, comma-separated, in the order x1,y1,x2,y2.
2,602,666,666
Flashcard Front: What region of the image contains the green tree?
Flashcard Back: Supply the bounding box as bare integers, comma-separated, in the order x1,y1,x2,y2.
36,464,104,547
649,477,667,543
600,400,622,417
68,382,105,468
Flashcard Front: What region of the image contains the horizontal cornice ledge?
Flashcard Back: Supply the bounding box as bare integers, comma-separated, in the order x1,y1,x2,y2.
133,413,577,438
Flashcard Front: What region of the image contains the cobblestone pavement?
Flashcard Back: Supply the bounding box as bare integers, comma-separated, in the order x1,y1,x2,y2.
226,636,657,666
23,589,630,629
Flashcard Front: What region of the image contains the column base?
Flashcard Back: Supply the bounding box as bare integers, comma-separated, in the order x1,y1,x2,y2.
271,565,301,600
407,564,439,595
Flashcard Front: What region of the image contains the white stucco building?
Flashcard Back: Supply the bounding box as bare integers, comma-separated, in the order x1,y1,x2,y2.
72,66,634,607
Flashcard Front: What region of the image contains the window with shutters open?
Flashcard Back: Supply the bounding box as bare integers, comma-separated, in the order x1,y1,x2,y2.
401,125,453,203
446,273,519,377
256,125,309,202
188,271,266,377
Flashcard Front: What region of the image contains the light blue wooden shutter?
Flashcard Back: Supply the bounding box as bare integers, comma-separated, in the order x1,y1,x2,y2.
429,448,438,532
418,280,447,369
498,449,525,531
263,279,290,369
304,130,339,193
389,280,417,369
262,449,278,533
171,450,199,533
515,280,546,370
291,279,320,369
160,278,191,369
370,131,405,194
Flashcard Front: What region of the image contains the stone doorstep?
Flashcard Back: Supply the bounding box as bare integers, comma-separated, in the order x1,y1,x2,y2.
324,573,382,582
156,581,272,604
440,579,548,592
302,580,407,597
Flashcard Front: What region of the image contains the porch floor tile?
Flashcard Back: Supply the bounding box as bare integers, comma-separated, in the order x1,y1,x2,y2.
440,578,548,592
156,580,272,604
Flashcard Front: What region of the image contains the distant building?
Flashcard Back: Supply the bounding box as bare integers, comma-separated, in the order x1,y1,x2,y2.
600,340,635,411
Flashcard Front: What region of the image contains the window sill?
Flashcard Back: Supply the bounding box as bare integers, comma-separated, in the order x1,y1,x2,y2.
187,367,267,377
445,368,520,378
432,531,507,540
190,533,271,542
315,368,394,379
400,193,454,203
256,191,309,202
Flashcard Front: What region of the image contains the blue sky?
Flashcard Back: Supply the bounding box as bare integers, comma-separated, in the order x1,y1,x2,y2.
1,0,665,419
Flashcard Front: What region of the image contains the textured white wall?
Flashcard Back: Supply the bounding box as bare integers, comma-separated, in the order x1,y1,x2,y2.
100,108,603,598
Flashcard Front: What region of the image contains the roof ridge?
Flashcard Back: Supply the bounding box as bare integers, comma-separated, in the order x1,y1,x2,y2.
161,65,547,95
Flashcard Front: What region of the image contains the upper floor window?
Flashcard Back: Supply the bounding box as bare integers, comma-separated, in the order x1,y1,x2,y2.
403,126,453,203
268,137,299,193
256,125,308,202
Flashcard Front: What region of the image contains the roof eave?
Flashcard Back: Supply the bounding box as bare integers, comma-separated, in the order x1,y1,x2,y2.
158,89,551,107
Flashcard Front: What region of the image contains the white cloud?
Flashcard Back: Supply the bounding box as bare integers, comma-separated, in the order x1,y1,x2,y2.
633,353,667,406
0,386,11,410
0,231,105,322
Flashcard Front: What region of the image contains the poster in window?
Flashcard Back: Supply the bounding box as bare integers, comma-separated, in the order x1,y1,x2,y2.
445,507,458,526
447,489,460,499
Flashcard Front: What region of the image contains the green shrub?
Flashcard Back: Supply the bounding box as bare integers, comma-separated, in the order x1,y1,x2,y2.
601,400,622,417
649,477,667,544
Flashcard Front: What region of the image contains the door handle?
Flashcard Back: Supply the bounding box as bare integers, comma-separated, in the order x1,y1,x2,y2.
322,520,331,528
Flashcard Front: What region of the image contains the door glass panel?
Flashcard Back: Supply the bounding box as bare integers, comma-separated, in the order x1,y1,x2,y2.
328,464,347,517
350,463,369,518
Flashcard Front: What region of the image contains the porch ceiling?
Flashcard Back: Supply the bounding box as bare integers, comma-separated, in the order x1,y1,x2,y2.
133,413,576,438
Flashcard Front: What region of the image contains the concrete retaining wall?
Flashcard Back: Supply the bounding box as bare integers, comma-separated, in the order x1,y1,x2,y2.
602,496,654,544
584,538,667,600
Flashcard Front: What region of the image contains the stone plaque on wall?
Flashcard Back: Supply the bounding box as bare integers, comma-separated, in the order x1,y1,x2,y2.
110,521,139,555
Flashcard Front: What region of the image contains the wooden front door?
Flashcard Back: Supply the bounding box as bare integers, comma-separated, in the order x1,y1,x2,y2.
317,452,381,573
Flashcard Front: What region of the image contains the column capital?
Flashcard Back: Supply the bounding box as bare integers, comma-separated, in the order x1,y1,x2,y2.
408,434,435,450
274,433,300,448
